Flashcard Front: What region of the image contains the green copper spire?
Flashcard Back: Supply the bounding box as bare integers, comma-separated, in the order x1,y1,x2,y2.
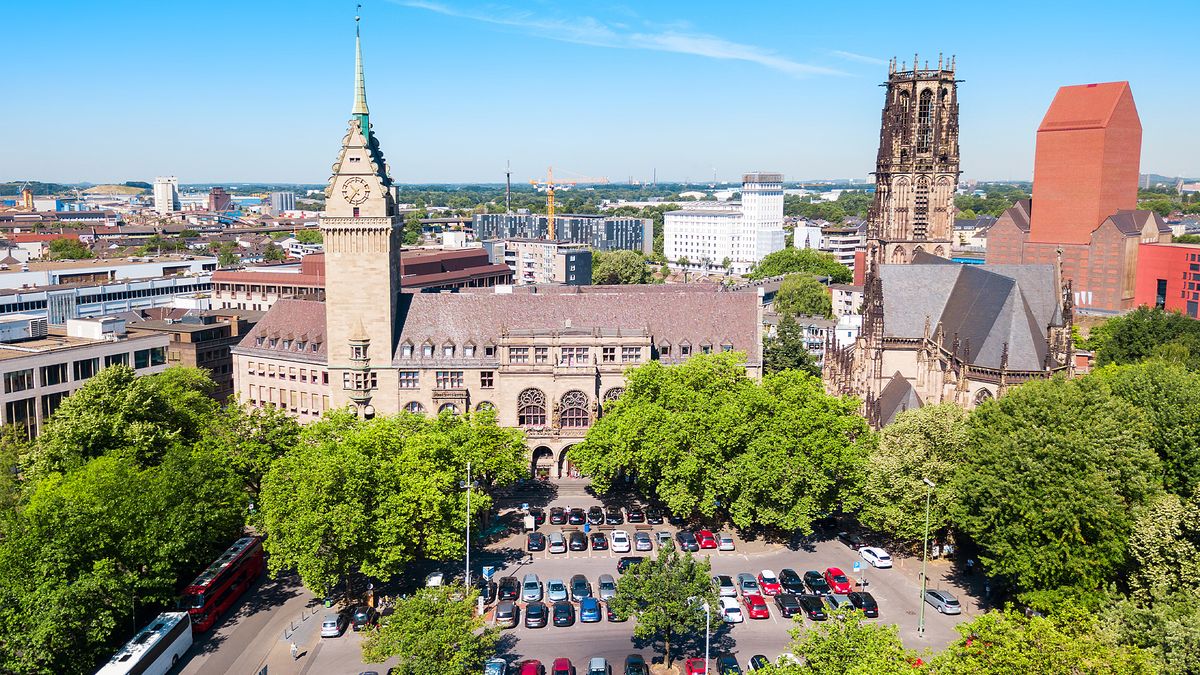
352,8,369,138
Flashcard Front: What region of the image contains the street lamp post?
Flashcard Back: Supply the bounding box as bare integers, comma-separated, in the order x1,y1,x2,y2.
702,601,711,675
918,477,936,637
463,462,473,590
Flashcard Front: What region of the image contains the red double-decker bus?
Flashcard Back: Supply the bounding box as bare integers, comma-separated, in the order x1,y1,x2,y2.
180,536,265,632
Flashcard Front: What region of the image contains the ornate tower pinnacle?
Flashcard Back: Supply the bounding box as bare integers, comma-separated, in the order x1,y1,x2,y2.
352,7,370,134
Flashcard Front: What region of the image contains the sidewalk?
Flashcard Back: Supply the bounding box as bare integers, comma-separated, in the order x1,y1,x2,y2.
229,589,323,675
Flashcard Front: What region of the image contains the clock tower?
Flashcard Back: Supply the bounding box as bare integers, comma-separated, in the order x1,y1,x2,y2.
321,13,402,416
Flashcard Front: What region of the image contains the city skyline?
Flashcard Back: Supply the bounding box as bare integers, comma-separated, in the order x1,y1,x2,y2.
3,0,1197,184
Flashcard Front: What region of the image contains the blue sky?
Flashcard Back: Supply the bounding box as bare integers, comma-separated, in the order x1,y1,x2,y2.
3,0,1196,184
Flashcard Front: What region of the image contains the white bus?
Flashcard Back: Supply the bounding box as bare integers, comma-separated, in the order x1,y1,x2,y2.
96,611,192,675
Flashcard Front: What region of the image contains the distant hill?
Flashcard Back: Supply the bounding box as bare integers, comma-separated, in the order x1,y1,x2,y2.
84,184,145,195
0,181,75,196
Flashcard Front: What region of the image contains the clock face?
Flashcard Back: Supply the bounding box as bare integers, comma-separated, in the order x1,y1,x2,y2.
341,177,371,205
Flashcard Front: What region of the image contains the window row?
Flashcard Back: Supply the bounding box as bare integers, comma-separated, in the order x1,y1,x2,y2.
254,335,322,353
2,348,166,394
247,362,329,384
247,385,330,416
509,346,643,365
400,342,495,359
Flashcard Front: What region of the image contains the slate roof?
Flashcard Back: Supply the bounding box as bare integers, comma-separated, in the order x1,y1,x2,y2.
876,371,922,427
1105,209,1170,235
231,299,327,363
879,258,1062,371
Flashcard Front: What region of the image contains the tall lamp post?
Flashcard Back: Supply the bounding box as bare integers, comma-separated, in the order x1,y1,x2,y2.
461,462,473,590
917,477,936,637
702,601,711,675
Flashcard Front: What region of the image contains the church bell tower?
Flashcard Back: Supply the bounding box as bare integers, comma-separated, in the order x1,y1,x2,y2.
321,11,402,416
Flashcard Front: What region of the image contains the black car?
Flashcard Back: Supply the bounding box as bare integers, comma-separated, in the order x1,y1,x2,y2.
676,531,699,552
624,654,647,675
477,580,498,605
606,601,627,622
645,509,664,525
626,508,645,523
779,568,805,595
525,601,549,628
529,507,546,526
803,570,832,595
569,574,592,601
616,556,645,574
666,512,686,526
552,601,575,627
590,531,609,550
568,531,588,552
848,591,879,618
550,507,567,525
498,576,520,601
587,506,604,525
605,506,624,525
798,594,828,620
837,531,866,550
774,593,802,618
528,532,546,551
568,508,587,525
350,605,377,631
716,655,742,675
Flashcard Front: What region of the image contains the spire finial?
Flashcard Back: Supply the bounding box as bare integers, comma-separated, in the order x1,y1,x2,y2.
352,4,369,119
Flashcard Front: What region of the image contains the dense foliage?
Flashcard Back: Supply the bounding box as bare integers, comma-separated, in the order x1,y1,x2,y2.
361,585,498,672
569,353,868,531
774,273,833,319
748,248,852,282
608,550,717,667
47,238,94,260
1084,306,1200,370
762,609,918,675
592,249,655,284
952,183,1031,218
763,314,820,376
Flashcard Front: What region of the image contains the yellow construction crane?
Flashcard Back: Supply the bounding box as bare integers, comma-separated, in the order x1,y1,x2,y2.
530,167,575,240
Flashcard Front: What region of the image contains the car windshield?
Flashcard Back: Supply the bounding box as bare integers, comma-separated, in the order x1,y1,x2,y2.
833,574,848,583
762,574,777,583
183,593,204,609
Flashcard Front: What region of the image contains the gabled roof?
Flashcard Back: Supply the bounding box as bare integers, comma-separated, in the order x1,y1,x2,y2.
877,372,922,427
1038,81,1136,132
1104,209,1170,235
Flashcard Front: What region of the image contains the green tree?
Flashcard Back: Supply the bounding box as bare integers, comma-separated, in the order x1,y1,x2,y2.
1107,590,1200,675
199,403,301,497
258,409,527,596
608,550,717,668
0,424,30,510
592,249,651,284
857,404,968,542
29,366,219,477
763,314,820,376
1124,489,1200,600
770,608,919,674
1140,199,1178,218
263,242,286,261
296,229,323,244
931,605,1155,674
569,354,868,531
953,377,1162,607
216,241,239,267
748,248,852,283
774,274,832,319
1087,306,1200,368
47,238,93,260
361,585,498,672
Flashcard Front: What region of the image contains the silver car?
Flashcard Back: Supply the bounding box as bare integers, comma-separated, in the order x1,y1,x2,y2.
634,531,653,551
494,600,518,628
713,574,737,598
588,657,610,675
320,612,346,637
825,593,851,611
522,573,542,602
656,531,674,550
717,532,736,551
598,574,618,601
548,531,566,554
546,578,568,602
736,572,760,595
924,589,961,614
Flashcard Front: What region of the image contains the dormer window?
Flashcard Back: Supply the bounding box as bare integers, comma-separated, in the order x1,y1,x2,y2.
402,343,413,358
297,340,307,351
443,344,455,358
283,339,293,350
255,336,265,347
269,338,278,348
464,344,475,358
422,343,434,358
351,344,368,360
311,342,320,353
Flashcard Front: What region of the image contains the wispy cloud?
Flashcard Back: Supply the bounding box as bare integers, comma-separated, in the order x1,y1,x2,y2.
830,50,887,66
395,1,847,77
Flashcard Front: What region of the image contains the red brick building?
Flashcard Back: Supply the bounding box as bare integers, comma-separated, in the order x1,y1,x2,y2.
986,82,1169,312
1134,243,1200,318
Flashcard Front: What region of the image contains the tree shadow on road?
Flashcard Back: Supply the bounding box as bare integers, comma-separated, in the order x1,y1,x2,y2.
186,572,305,656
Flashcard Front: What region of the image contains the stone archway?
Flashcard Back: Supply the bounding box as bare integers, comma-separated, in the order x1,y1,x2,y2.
531,446,554,480
559,446,578,480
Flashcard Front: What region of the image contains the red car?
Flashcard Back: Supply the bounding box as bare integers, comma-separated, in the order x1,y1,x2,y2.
757,570,782,596
684,658,708,675
742,593,770,619
696,530,717,549
551,658,574,675
520,660,546,675
824,567,853,594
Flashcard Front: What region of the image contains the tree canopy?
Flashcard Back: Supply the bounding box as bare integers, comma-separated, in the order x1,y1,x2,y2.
748,248,852,283
763,314,820,376
768,609,919,675
608,550,717,668
1084,306,1200,370
774,274,833,319
361,585,498,673
47,238,93,260
592,249,654,284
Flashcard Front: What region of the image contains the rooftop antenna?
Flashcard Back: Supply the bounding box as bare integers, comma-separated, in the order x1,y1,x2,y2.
505,160,511,213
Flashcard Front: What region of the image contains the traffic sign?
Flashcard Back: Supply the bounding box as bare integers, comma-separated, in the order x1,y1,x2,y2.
852,561,861,572
483,566,496,580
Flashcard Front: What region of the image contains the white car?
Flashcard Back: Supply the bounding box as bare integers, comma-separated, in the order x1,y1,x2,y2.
611,530,631,553
717,533,736,551
425,571,445,587
719,597,744,623
860,547,893,569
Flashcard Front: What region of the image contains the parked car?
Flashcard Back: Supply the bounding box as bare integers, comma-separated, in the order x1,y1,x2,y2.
656,531,674,550
426,571,445,587
798,594,828,621
580,597,602,622
529,507,546,526
587,657,610,675
684,659,707,675
825,594,851,611
548,531,567,554
848,591,879,618
645,509,664,525
823,567,853,594
552,600,576,626
495,601,519,628
569,508,587,525
547,578,568,602
736,572,760,595
477,579,498,605
522,573,543,602
551,658,574,675
617,556,644,574
676,531,699,552
624,654,647,675
774,593,802,618
925,589,961,615
520,661,546,675
742,593,770,619
779,568,805,595
719,597,744,623
528,532,546,552
499,576,520,601
598,574,618,601
696,529,717,549
611,530,632,553
860,547,893,569
570,574,593,601
605,506,625,525
717,533,736,551
627,507,646,523
486,657,509,675
803,570,831,595
525,601,549,628
713,574,737,597
716,655,743,675
606,602,627,622
549,507,567,525
757,570,782,596
590,531,609,550
837,531,866,550
351,605,377,631
634,531,653,551
569,531,589,552
747,655,770,672
587,506,604,525
320,611,348,637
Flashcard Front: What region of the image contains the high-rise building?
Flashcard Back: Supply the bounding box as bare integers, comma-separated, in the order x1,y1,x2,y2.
865,56,960,272
662,172,786,275
269,191,296,213
473,213,652,254
153,177,180,215
208,187,232,212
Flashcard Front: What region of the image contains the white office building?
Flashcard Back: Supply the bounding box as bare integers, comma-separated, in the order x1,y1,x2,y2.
664,172,785,275
153,176,180,215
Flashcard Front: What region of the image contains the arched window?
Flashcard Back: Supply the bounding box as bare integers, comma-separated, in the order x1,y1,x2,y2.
890,246,907,264
438,402,458,415
476,401,494,411
934,245,946,257
603,387,625,403
404,401,424,414
974,388,994,405
917,89,934,153
914,245,925,256
518,388,546,427
560,390,590,428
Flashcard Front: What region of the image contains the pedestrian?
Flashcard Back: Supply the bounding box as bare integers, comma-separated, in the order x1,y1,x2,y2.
290,642,299,660
967,558,976,576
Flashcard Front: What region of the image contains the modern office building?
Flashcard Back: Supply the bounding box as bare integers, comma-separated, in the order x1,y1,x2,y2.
485,239,593,285
1134,242,1200,317
153,177,180,215
663,173,786,275
821,224,867,274
473,213,653,255
128,309,262,401
269,191,296,213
